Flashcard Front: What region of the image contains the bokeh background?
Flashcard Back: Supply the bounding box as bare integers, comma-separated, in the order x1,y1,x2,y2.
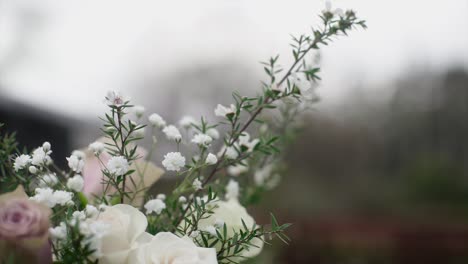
1,0,468,263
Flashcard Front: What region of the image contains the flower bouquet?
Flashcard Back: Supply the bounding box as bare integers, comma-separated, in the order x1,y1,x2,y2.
0,3,365,264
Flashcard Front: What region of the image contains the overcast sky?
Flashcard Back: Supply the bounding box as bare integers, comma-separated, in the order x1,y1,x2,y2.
0,0,467,118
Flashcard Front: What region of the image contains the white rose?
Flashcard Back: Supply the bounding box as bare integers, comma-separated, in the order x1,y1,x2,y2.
196,199,264,260
128,232,217,264
95,204,150,264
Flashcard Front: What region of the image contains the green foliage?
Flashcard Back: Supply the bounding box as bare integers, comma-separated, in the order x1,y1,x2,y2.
52,221,99,264
0,123,21,193
98,100,146,204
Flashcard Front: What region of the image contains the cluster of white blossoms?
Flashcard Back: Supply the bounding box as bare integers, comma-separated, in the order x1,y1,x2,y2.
38,173,59,188
67,175,84,192
32,142,52,166
144,109,224,173
192,178,203,191
148,113,166,128
3,7,367,260
179,115,197,129
162,152,186,172
106,156,129,176
13,154,32,171
50,205,110,260
64,204,218,264
144,198,166,215
206,128,220,140
191,133,213,147
30,187,74,208
88,141,105,155
162,125,182,142
66,150,85,173
14,142,53,174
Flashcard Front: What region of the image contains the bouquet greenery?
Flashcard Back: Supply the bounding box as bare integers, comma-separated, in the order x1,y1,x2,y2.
0,2,365,263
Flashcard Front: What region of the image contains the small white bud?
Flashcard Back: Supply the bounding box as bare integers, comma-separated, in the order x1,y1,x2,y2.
205,153,218,165
42,142,51,152
178,196,187,203
29,166,38,174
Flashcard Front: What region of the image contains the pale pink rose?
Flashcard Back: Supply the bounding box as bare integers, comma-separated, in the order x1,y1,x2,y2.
82,138,164,206
0,186,52,264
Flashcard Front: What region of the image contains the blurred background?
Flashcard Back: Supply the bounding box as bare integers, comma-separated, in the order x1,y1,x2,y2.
1,0,468,263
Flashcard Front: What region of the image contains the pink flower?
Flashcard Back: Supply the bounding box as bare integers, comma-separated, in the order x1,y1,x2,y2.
82,138,164,206
0,186,52,264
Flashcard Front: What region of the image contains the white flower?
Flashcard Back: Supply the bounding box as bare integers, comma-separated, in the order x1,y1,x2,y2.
225,179,239,200
72,210,87,223
178,196,187,203
218,145,238,159
86,205,99,218
191,133,213,147
323,0,343,16
205,153,218,165
192,179,203,191
30,188,56,208
134,105,145,118
162,152,185,172
162,125,182,142
39,173,58,188
179,115,196,129
148,113,166,128
238,132,259,152
106,156,129,176
128,232,217,264
53,190,73,206
197,199,263,260
89,141,105,155
31,147,51,166
67,175,84,192
206,128,220,140
203,225,217,236
144,199,166,215
42,141,51,152
49,222,67,240
98,204,108,212
289,72,314,94
85,220,111,260
227,163,249,176
214,104,236,118
156,194,166,200
105,91,128,106
72,150,86,160
67,154,85,173
13,154,31,171
93,204,149,264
